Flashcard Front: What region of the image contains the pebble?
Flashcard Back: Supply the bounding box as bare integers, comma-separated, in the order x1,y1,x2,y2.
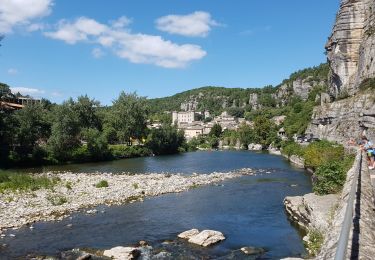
0,169,254,233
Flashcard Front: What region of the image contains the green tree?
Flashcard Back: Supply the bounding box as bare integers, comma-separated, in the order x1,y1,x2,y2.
209,123,222,138
47,101,81,161
74,95,101,129
146,125,185,155
238,123,254,148
253,116,277,146
108,92,149,144
12,104,51,161
81,128,109,159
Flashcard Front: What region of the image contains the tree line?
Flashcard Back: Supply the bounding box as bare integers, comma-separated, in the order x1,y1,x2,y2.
0,88,185,168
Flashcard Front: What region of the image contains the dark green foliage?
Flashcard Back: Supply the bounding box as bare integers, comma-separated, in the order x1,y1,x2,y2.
146,125,185,155
283,100,315,137
209,123,222,138
47,101,81,161
313,161,347,195
95,180,108,188
252,116,278,147
109,145,151,158
107,92,149,144
280,63,329,86
303,140,345,170
238,123,254,148
281,141,305,157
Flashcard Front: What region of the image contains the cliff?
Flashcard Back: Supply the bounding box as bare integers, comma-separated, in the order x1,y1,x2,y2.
309,0,375,144
326,0,375,97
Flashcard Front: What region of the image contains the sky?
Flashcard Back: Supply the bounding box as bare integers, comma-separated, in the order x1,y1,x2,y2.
0,0,340,105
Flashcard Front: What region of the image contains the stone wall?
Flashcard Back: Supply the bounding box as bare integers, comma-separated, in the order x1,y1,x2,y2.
316,151,375,259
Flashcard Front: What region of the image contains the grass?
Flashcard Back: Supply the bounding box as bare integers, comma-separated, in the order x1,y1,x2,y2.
47,194,68,206
0,171,60,193
132,183,139,189
95,180,109,188
305,229,324,256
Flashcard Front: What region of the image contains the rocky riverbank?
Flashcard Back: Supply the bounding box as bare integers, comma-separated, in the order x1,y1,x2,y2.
0,169,255,234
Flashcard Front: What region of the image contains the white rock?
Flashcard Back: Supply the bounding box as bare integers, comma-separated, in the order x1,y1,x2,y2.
103,246,140,260
188,230,225,247
178,229,200,239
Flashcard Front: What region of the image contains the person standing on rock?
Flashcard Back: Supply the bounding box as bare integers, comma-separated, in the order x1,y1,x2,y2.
361,136,375,170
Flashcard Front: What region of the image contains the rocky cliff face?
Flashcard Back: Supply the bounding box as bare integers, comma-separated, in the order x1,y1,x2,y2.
326,0,375,97
307,90,375,143
309,0,375,143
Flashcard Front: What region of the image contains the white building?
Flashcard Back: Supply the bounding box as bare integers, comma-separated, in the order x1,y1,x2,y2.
172,111,200,126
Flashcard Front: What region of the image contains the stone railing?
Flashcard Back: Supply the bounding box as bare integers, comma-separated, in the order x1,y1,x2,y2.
316,151,375,259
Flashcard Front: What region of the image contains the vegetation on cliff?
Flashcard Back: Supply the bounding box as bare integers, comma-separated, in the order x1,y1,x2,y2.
282,140,354,195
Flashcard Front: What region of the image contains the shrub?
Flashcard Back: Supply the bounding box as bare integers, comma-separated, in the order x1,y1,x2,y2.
313,161,347,195
281,141,305,157
47,195,68,206
303,140,345,170
109,145,151,158
95,180,108,188
305,229,324,256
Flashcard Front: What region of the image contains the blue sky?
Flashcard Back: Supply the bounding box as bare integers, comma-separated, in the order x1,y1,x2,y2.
0,0,339,104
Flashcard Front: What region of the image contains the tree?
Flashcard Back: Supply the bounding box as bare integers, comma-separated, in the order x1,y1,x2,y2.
209,123,222,138
238,123,254,148
81,128,109,159
47,101,81,161
12,104,51,160
74,95,101,129
107,92,149,144
253,116,277,147
146,125,185,155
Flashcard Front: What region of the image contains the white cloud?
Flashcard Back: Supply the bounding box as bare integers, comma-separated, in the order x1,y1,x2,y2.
10,87,45,96
155,11,220,37
45,16,206,68
92,47,104,58
7,68,18,75
0,0,53,34
110,16,132,29
44,17,108,44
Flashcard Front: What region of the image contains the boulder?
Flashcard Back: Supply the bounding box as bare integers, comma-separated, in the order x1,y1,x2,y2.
240,246,266,255
103,246,140,260
187,230,225,247
248,143,263,151
177,229,199,239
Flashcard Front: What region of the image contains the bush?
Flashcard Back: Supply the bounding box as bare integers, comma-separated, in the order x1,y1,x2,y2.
47,195,68,206
95,180,108,188
305,229,324,256
303,140,345,170
109,145,151,158
313,161,347,195
281,141,305,157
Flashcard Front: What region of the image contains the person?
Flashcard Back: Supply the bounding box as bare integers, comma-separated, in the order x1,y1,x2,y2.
361,136,375,170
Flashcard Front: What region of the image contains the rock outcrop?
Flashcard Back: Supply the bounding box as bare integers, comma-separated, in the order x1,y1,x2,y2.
306,91,375,144
178,229,226,247
103,246,140,260
326,0,375,97
284,193,339,232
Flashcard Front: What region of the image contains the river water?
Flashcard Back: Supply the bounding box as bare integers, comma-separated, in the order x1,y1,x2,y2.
1,151,311,259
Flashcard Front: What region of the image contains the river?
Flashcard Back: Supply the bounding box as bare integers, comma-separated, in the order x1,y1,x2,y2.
1,151,311,259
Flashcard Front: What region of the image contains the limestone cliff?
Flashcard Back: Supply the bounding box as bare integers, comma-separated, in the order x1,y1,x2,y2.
309,0,375,143
306,90,375,143
326,0,375,97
